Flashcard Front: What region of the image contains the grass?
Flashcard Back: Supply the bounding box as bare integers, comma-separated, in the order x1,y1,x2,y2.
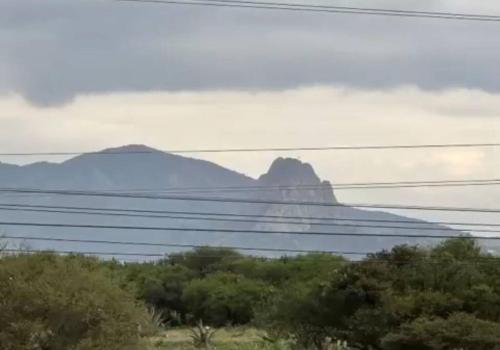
148,327,290,349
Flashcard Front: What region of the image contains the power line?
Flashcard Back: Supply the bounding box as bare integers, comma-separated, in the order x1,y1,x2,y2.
194,0,500,19
2,248,349,259
2,142,500,157
2,203,500,228
2,248,165,258
3,179,500,202
2,249,277,260
4,247,500,266
2,205,500,234
117,0,500,22
138,180,500,192
2,178,499,202
2,235,366,255
40,178,500,194
0,220,492,240
7,234,500,263
2,187,500,213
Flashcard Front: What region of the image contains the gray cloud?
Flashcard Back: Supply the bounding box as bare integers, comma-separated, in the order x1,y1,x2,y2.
2,0,500,105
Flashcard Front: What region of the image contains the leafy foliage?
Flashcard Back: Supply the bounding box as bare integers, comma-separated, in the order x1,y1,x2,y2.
382,313,500,350
258,239,500,349
182,272,269,326
4,239,500,350
0,253,152,350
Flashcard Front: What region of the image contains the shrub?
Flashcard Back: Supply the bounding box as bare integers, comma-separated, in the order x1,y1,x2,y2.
0,252,153,350
182,272,269,326
382,313,500,350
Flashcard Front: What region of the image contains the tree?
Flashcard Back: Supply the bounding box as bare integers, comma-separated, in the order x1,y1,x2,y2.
182,272,269,326
169,247,244,276
224,253,345,286
260,240,500,350
121,262,196,324
382,313,500,350
255,254,347,349
256,279,337,349
0,252,152,350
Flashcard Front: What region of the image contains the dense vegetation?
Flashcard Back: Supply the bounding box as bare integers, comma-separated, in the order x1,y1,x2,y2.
3,238,500,349
0,253,154,350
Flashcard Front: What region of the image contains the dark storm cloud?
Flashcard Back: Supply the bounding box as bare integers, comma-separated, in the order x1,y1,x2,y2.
1,0,500,105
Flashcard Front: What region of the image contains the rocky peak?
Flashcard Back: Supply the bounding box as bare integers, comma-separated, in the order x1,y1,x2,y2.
257,157,337,203
259,158,321,184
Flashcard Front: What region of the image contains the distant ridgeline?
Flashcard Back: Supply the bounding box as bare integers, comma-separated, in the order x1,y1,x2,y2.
0,145,463,258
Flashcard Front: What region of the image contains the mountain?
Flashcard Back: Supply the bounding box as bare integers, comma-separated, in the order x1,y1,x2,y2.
0,145,462,258
0,145,255,190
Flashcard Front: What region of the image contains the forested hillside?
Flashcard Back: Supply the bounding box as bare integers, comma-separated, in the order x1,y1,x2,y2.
3,238,500,349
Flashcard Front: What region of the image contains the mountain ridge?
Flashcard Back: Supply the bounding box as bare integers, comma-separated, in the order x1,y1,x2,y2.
0,144,461,258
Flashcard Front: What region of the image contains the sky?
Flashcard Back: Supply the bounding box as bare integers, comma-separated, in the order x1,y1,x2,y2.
1,0,500,225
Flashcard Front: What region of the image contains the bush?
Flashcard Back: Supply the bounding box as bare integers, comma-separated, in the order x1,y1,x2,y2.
122,262,196,324
382,313,500,350
182,272,269,326
0,252,153,350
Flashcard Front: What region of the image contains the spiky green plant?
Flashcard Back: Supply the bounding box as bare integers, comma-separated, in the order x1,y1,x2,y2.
190,320,217,349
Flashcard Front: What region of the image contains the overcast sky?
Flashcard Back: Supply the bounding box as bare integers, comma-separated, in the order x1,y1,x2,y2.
1,0,500,225
3,0,500,105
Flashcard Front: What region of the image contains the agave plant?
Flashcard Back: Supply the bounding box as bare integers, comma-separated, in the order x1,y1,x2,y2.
138,306,168,338
148,307,167,330
190,319,217,349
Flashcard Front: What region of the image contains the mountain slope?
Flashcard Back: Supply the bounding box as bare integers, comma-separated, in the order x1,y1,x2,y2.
0,145,255,190
0,145,461,258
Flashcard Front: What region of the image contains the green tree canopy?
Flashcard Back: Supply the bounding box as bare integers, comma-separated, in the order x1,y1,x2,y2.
182,272,269,326
382,313,500,350
0,253,152,350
